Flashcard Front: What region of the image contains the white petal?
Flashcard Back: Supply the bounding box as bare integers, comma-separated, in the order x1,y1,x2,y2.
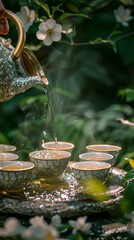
122,21,129,26
68,220,76,228
23,6,30,17
36,31,46,40
77,216,87,225
16,12,26,23
52,32,61,42
29,216,45,226
19,17,27,26
0,229,9,237
30,10,35,22
25,23,32,32
81,223,92,232
51,215,62,227
54,24,62,33
43,36,53,46
39,22,48,31
46,19,56,29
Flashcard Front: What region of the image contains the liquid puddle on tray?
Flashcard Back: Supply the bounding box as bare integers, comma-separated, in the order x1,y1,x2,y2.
24,172,85,202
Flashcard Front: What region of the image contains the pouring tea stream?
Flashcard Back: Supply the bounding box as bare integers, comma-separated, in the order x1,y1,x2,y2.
0,9,48,102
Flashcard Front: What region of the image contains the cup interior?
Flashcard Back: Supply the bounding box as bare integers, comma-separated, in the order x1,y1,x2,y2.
0,152,19,161
71,161,111,171
79,152,113,161
86,144,121,152
42,141,74,151
0,161,35,171
29,150,71,160
0,144,16,152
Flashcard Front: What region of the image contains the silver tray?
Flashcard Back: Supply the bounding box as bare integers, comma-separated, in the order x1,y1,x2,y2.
0,167,126,218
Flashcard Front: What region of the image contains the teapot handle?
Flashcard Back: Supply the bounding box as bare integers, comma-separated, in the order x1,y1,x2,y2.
5,9,26,61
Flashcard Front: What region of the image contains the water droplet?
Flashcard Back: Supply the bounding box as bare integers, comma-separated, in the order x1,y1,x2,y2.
39,204,45,210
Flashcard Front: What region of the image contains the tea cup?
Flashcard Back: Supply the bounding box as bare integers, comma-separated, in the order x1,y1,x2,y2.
0,161,35,192
0,152,19,161
79,152,114,166
42,141,74,153
29,150,71,178
0,144,16,152
71,161,111,183
86,144,121,166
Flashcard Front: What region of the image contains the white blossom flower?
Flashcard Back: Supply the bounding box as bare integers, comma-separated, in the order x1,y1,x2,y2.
51,215,62,228
29,216,47,226
0,217,26,237
22,215,59,240
114,5,133,27
16,6,35,32
36,19,62,46
68,216,91,234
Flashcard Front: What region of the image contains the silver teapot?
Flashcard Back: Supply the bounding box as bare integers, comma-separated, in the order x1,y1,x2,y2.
0,9,48,102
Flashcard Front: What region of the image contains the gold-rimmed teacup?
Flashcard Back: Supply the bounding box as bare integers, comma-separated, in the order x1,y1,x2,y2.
79,152,114,166
42,141,74,153
0,144,16,152
86,144,121,166
0,161,35,192
71,161,111,184
29,150,71,179
0,152,19,161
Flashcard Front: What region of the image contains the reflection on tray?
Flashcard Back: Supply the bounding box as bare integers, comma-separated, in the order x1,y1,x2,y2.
0,168,126,203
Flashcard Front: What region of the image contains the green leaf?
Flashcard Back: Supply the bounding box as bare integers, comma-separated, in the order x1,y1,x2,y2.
108,40,117,53
89,37,107,45
0,132,9,144
122,169,134,185
90,38,117,52
118,89,134,102
60,12,90,21
89,0,112,9
58,223,71,233
67,3,79,13
120,182,134,214
83,179,108,202
52,3,64,16
35,0,51,17
125,89,134,102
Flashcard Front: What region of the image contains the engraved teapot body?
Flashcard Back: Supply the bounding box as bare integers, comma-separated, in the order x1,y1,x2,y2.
0,10,48,102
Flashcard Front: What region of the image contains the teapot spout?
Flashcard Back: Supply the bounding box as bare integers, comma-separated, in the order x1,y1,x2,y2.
0,75,48,102
11,75,48,95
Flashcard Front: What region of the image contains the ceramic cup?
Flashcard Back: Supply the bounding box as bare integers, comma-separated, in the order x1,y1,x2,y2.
0,152,19,161
29,150,71,178
79,152,114,166
0,161,35,192
0,144,16,152
42,141,74,153
86,144,122,166
71,161,111,183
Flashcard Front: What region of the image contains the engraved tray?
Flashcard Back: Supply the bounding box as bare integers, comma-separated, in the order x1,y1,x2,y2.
0,167,126,219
